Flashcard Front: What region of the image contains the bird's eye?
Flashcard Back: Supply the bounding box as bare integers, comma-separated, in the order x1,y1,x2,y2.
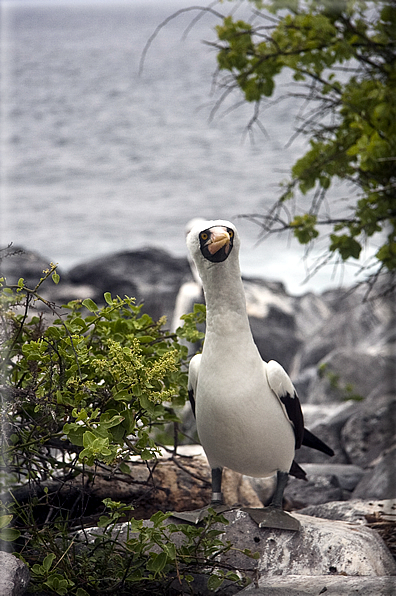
200,232,208,241
228,229,234,238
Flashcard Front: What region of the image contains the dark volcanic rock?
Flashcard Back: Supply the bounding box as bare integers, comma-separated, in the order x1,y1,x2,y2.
0,246,66,289
68,248,192,321
295,402,359,465
243,278,302,370
284,471,347,509
249,313,302,371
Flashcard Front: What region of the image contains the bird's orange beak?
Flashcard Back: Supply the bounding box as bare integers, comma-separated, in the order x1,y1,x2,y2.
206,227,231,256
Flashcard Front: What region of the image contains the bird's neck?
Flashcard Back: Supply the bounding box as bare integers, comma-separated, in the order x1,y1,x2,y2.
202,261,252,339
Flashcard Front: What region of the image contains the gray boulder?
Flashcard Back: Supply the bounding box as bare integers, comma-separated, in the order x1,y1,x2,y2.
40,282,98,306
306,348,396,404
248,511,396,577
0,551,30,596
294,402,359,465
295,286,392,374
248,464,365,509
341,395,396,468
240,576,396,595
299,463,365,491
352,445,396,500
248,314,301,372
292,292,333,343
284,471,346,509
282,463,365,509
297,497,396,524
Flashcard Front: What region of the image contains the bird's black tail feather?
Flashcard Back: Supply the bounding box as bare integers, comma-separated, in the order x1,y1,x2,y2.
289,460,308,480
302,428,334,457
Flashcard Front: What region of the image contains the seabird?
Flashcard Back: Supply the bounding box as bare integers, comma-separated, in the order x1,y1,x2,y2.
171,218,205,336
179,219,334,529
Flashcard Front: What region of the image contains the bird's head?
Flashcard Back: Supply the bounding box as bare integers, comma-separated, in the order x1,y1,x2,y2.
186,219,239,273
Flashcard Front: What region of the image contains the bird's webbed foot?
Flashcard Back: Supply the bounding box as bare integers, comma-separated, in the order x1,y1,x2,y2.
170,467,228,524
243,471,301,531
242,505,301,531
170,503,229,525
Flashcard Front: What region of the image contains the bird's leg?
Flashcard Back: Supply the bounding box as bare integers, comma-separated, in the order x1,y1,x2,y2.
269,470,289,509
211,467,223,505
243,470,300,531
170,467,226,523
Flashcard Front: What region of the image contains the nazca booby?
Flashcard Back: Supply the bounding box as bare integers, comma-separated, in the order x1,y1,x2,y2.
183,219,334,529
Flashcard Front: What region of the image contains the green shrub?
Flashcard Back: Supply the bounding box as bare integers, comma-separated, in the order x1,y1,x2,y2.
1,267,188,481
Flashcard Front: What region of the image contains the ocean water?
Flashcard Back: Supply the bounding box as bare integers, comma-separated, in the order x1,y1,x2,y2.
0,0,373,294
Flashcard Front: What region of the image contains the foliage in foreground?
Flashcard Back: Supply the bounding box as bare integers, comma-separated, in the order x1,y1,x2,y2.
0,263,254,594
22,503,253,596
1,263,187,481
210,0,396,284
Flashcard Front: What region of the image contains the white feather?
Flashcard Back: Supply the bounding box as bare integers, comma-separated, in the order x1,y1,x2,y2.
266,360,296,400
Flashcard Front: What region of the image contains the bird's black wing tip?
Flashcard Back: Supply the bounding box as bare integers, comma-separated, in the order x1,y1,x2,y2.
280,392,305,450
188,388,196,418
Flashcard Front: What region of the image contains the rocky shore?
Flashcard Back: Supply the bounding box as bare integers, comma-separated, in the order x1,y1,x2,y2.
1,246,395,595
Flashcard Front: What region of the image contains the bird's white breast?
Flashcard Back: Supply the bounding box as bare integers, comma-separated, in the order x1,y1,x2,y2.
195,335,295,478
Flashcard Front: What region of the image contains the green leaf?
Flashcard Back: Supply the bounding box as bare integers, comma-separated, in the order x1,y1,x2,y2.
150,511,171,527
137,335,155,343
0,528,21,542
242,548,260,559
46,326,62,339
97,515,112,528
100,414,125,429
31,563,45,576
0,514,12,530
330,234,362,260
163,541,176,560
146,551,168,574
376,242,396,270
184,574,194,583
42,553,56,573
119,462,131,474
290,214,319,244
82,298,99,312
82,431,96,447
52,272,60,284
207,572,224,590
104,292,113,305
63,424,85,446
226,571,241,582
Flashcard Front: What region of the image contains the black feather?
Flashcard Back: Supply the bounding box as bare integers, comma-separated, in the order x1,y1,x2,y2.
289,460,307,480
280,391,304,449
280,392,334,457
302,428,334,457
188,389,196,418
